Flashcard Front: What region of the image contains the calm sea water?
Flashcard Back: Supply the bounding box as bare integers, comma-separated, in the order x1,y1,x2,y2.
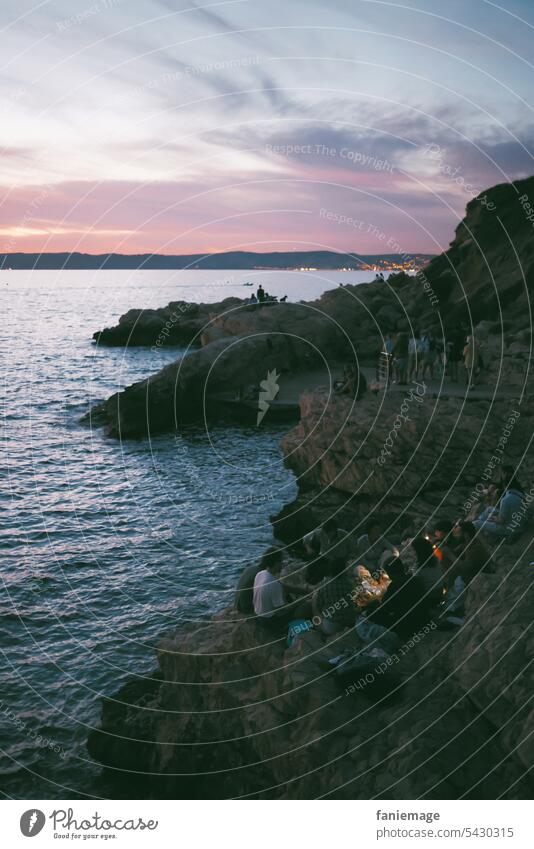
0,268,374,799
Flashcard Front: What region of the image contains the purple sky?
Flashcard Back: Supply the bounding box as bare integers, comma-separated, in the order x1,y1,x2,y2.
1,0,533,255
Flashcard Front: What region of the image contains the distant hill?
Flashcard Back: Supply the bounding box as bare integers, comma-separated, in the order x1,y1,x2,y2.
0,250,433,271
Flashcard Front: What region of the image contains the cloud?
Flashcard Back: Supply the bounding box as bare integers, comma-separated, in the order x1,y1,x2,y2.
1,0,532,253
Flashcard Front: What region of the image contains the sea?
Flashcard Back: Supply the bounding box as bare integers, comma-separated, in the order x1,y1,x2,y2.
0,268,377,798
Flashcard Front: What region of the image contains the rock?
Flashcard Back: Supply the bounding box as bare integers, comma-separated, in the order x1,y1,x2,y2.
85,328,337,437
88,568,534,799
452,551,534,776
92,297,247,348
280,391,533,522
375,304,401,328
86,176,534,800
474,320,494,339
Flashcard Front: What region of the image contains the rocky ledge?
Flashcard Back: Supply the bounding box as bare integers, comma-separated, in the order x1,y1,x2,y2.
86,176,534,437
92,296,245,347
87,385,534,798
87,177,534,798
87,536,533,799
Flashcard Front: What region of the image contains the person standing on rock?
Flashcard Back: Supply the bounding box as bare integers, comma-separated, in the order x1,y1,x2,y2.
446,328,463,381
408,330,421,381
393,331,408,384
256,284,265,303
463,334,476,389
421,331,438,380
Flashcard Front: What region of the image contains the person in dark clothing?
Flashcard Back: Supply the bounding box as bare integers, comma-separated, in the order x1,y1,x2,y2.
446,329,463,382
314,558,358,635
432,518,457,589
410,535,445,606
256,284,265,302
368,556,430,638
305,556,331,585
451,521,491,582
393,332,408,384
336,364,367,399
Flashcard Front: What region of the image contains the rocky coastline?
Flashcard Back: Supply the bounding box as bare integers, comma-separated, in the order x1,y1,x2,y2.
87,177,534,799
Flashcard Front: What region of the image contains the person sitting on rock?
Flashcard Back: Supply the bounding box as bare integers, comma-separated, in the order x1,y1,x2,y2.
235,546,281,615
451,521,491,582
356,520,397,577
253,554,311,627
335,363,367,399
366,556,428,638
473,469,526,539
466,480,501,522
431,519,457,589
313,558,358,636
303,518,344,560
304,555,332,586
409,535,445,605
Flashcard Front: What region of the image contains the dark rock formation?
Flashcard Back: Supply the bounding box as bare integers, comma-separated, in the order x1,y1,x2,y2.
88,548,533,798
87,177,534,798
273,392,533,544
92,297,243,347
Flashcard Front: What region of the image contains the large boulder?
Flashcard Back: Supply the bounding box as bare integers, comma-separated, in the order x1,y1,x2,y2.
92,297,246,348
86,330,333,437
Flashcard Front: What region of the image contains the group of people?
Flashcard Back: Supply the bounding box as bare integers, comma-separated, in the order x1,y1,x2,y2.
380,328,482,388
234,465,529,643
249,285,288,306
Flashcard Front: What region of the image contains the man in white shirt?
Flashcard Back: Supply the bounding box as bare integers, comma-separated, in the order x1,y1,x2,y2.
253,569,286,617
253,556,311,625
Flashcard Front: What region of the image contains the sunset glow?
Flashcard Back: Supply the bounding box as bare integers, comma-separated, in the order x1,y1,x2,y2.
1,0,533,255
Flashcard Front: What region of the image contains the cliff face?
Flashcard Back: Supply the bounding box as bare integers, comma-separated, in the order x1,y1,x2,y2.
87,178,534,799
424,176,534,325
273,392,533,544
88,541,533,799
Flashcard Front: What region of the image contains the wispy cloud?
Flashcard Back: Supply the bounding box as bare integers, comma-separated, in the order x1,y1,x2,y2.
0,0,532,252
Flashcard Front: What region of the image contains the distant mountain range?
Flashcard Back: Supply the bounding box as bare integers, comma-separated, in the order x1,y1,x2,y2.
0,250,434,271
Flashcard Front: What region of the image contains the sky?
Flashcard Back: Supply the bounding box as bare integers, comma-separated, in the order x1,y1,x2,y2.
1,0,533,255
